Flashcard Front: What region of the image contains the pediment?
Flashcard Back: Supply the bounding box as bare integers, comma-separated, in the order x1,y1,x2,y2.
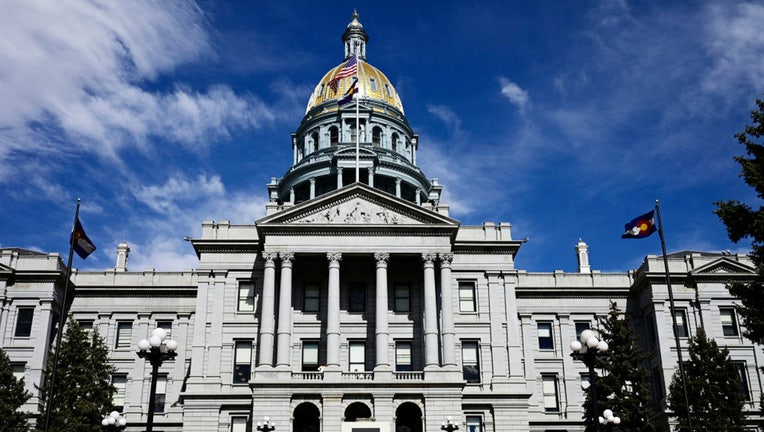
690,257,756,276
257,183,458,229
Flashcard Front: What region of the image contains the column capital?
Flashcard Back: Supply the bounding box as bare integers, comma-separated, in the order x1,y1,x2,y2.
421,252,437,265
439,252,454,266
279,252,294,266
262,252,278,266
374,252,389,266
327,252,342,264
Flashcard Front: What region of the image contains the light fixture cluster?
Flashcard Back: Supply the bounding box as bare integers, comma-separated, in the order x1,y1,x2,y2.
570,329,609,354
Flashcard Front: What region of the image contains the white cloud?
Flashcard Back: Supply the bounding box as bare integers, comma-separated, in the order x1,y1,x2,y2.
0,0,271,166
498,77,529,113
702,2,764,96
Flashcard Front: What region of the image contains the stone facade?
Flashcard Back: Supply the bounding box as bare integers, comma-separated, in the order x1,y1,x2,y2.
2,11,763,432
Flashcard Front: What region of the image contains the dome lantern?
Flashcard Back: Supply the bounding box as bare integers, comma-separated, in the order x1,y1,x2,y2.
342,9,368,61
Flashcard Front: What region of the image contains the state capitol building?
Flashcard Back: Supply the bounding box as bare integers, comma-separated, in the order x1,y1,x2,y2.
1,12,762,432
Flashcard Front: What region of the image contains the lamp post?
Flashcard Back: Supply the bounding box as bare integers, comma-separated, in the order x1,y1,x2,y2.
257,416,276,432
101,411,127,431
441,416,459,432
136,327,178,432
570,329,609,432
599,409,621,430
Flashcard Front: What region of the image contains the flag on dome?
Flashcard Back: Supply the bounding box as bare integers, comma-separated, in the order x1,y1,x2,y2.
329,56,358,92
71,216,97,259
621,210,657,239
338,78,358,106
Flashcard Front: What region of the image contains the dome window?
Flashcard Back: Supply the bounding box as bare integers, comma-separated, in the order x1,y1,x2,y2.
391,132,399,152
330,126,339,147
385,83,392,98
369,77,377,91
372,127,382,147
312,131,319,152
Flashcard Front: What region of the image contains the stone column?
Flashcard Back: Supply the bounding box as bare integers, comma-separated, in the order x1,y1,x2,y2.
337,168,343,189
439,253,456,366
368,167,375,187
395,178,402,198
276,252,294,368
326,252,342,367
258,252,278,366
374,252,390,368
309,177,316,199
422,253,439,368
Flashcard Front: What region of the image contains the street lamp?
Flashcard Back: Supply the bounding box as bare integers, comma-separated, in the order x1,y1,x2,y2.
257,416,276,432
570,329,609,432
599,409,621,429
441,416,459,432
101,411,127,431
136,327,178,432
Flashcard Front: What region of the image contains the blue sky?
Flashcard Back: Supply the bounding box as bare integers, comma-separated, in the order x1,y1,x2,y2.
1,0,762,273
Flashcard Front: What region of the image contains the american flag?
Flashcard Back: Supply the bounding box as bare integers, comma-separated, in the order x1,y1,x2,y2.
329,56,358,92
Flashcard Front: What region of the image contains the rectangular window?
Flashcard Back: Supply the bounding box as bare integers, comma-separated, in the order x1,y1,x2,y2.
395,341,412,371
154,375,167,413
542,374,560,411
369,77,377,91
231,416,248,432
115,322,132,349
238,282,256,312
394,285,410,312
112,374,127,409
465,416,483,432
349,282,366,312
78,320,94,332
673,309,689,338
538,322,554,350
580,373,591,391
11,363,25,382
302,341,319,371
233,341,252,383
156,321,173,340
385,83,392,97
15,308,34,337
461,341,480,383
721,308,739,337
735,362,751,401
304,284,320,312
575,322,590,341
459,282,477,312
349,341,365,372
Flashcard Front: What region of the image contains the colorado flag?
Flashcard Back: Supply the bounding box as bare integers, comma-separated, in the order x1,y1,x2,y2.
621,210,657,239
71,216,97,259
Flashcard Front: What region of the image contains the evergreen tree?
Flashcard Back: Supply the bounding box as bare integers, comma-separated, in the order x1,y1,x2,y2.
0,347,32,431
36,318,115,432
583,302,658,432
667,328,746,432
714,96,764,345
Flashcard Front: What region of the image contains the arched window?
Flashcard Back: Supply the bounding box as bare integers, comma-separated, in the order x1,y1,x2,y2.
391,133,399,152
330,126,338,147
344,402,372,422
372,127,382,147
293,402,320,432
312,131,319,152
395,402,422,432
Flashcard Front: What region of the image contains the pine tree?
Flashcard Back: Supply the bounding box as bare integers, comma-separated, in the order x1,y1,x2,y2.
667,328,746,432
714,96,764,346
0,347,32,431
36,318,115,432
584,302,659,432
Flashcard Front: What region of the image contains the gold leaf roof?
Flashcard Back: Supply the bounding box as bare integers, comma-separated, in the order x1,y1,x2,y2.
305,60,404,114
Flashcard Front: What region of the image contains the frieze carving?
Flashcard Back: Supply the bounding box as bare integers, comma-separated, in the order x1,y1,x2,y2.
293,199,417,225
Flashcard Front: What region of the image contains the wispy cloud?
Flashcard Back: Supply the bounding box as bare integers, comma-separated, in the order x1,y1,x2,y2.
498,77,530,114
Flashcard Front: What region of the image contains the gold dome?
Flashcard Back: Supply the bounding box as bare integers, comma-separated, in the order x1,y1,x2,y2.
305,60,404,114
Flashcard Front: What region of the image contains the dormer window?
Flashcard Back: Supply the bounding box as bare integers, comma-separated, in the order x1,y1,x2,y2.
385,83,392,97
369,77,377,91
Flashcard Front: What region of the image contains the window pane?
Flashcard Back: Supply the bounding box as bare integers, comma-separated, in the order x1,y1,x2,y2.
349,282,366,312
234,341,252,384
304,284,320,312
466,416,482,432
395,342,412,371
349,342,365,371
238,282,256,312
673,310,688,338
303,341,319,371
721,308,739,336
736,363,750,401
543,375,559,411
157,321,172,339
231,417,248,432
154,375,167,413
112,375,127,408
394,285,410,312
462,342,480,383
459,282,476,312
11,363,25,382
575,322,590,340
15,308,34,337
116,322,132,349
538,322,554,350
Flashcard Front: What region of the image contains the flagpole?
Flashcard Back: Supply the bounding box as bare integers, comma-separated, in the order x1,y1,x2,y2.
43,198,81,432
655,200,694,432
354,46,360,183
